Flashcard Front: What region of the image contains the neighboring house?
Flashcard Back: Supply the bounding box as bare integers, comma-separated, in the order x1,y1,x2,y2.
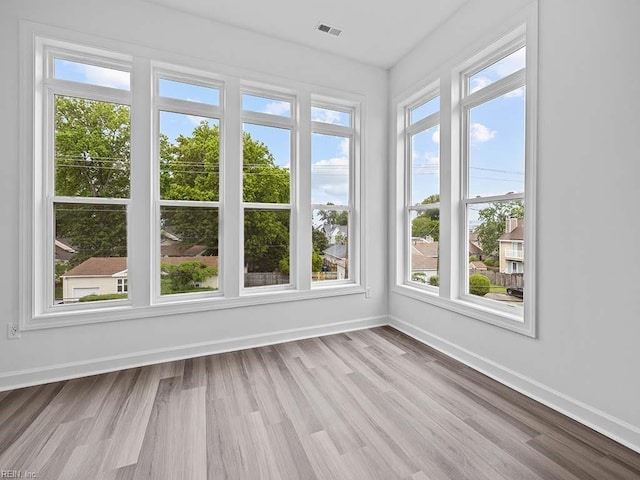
62,256,218,302
411,238,438,280
322,224,348,245
499,218,524,274
55,237,76,262
160,256,219,290
323,244,348,280
469,260,488,271
160,229,209,257
61,257,128,303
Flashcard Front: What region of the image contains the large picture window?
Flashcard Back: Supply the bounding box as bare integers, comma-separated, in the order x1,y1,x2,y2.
24,34,362,328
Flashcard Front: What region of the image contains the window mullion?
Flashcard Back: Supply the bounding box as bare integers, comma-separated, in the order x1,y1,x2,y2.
297,90,312,291
129,57,152,308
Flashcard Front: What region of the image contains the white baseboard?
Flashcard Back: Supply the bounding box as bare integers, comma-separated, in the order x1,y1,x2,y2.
388,315,640,455
0,316,386,392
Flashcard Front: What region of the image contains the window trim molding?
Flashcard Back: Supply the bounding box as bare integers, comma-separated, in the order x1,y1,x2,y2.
393,4,538,338
19,21,366,331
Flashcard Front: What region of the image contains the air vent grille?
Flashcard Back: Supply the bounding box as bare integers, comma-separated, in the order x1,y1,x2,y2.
317,23,342,37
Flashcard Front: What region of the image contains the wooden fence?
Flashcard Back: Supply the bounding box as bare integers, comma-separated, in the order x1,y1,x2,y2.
470,269,523,287
244,272,290,287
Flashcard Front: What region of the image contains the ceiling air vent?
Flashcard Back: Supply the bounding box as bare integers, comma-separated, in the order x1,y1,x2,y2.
317,23,342,37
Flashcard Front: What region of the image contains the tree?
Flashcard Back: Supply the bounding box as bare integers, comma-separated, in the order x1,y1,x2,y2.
55,98,291,272
312,227,329,254
161,261,218,294
55,97,130,265
411,194,440,241
419,194,440,220
474,202,524,259
318,204,348,226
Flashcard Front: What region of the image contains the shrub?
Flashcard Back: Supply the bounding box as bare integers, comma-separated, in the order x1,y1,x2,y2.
469,274,490,296
468,255,479,262
429,275,439,286
412,272,427,284
483,257,498,267
79,293,128,302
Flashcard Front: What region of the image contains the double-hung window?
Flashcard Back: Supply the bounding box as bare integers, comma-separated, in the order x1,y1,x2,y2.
44,46,132,310
311,103,356,284
154,71,223,299
241,90,295,290
397,20,537,336
404,93,440,289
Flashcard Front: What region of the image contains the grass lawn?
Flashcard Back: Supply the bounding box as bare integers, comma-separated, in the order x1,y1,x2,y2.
489,284,507,294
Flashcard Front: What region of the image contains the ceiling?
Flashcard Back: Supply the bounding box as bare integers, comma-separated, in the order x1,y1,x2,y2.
142,0,469,69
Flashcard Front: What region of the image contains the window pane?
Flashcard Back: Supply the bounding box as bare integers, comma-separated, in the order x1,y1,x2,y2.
158,78,219,105
410,125,439,206
54,58,130,90
468,47,526,94
160,112,219,201
242,94,291,117
160,206,219,295
55,203,127,304
312,133,350,206
467,201,524,310
410,96,440,124
468,87,525,197
409,210,439,286
243,123,291,203
312,209,349,282
244,209,290,288
311,106,350,127
54,95,130,198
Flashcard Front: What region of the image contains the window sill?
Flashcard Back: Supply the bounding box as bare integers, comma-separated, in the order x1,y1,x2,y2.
23,284,366,331
391,284,535,337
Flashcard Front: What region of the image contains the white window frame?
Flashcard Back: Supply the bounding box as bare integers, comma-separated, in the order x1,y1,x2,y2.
311,98,359,288
393,10,537,337
20,24,366,331
152,66,224,303
240,86,297,294
403,88,440,291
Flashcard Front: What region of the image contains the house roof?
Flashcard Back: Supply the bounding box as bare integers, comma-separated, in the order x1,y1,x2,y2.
412,255,438,271
469,241,484,256
63,257,127,277
323,244,347,260
413,241,438,257
160,244,209,257
160,256,218,268
469,261,487,270
500,223,525,241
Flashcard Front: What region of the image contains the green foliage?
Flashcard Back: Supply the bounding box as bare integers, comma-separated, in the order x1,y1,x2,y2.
412,272,427,284
79,293,128,302
429,275,439,287
474,202,524,259
161,261,218,293
278,256,290,275
469,273,491,296
411,216,439,241
55,261,70,279
318,206,348,226
334,231,347,244
469,255,479,262
55,99,291,273
419,194,440,220
312,251,323,273
483,257,498,267
312,227,329,254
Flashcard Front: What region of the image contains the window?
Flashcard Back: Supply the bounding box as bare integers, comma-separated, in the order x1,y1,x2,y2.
396,20,536,336
241,91,294,289
47,48,132,309
311,103,355,283
154,73,222,299
24,32,363,327
404,93,440,289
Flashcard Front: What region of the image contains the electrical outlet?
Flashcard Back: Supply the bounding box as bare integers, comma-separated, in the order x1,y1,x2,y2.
365,287,371,298
7,323,20,339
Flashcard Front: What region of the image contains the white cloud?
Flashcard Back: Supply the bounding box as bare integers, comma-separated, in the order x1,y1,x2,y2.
470,122,496,143
262,101,291,117
493,47,526,78
505,86,525,98
431,125,440,145
312,156,349,203
415,153,439,176
469,76,492,94
79,64,130,90
312,108,342,125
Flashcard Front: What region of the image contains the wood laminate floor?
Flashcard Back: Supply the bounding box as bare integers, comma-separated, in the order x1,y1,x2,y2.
1,326,639,479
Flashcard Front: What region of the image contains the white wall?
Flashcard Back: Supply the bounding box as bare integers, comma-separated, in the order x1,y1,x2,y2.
0,0,388,386
390,0,640,450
